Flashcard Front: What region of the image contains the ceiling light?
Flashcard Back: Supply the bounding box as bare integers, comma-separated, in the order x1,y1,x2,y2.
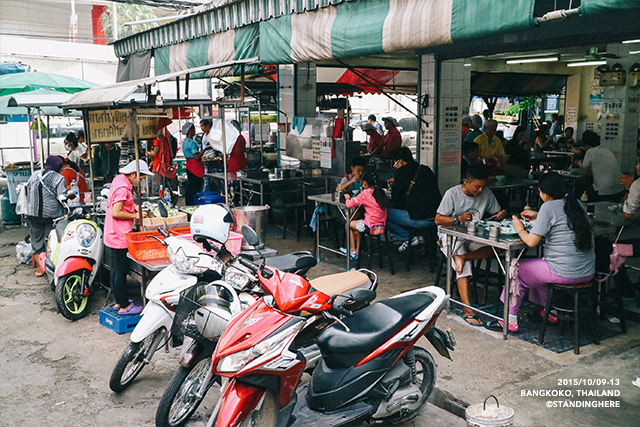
463,63,471,67
566,60,607,67
505,56,559,64
630,50,640,55
622,39,640,44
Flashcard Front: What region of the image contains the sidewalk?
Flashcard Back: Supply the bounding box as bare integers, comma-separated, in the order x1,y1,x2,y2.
276,229,640,427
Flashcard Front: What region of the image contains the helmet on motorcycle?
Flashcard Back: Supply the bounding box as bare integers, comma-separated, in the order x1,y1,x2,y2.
190,204,236,244
193,283,238,339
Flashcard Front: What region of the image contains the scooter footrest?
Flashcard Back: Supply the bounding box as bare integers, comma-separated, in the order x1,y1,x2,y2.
290,385,375,427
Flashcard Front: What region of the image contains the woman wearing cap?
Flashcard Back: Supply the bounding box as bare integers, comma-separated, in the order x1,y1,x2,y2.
25,155,67,276
228,120,247,173
382,117,402,158
181,122,205,205
104,160,153,315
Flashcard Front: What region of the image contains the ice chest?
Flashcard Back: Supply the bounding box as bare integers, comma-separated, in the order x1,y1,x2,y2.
99,308,142,334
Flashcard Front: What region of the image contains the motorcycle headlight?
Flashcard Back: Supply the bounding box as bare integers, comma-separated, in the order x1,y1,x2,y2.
167,246,208,275
76,223,96,248
223,267,252,290
216,323,302,373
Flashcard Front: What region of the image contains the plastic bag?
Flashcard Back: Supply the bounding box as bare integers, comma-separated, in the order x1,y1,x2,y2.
15,183,28,216
16,240,33,265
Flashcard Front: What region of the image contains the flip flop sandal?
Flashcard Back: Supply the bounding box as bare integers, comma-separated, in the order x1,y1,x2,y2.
461,314,483,327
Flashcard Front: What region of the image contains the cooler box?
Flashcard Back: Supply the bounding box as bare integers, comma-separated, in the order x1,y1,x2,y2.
194,191,225,205
99,308,142,334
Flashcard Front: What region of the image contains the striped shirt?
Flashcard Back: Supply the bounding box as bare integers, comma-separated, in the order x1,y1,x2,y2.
25,170,66,218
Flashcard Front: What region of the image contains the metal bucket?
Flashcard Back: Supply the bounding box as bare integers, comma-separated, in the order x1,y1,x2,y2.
233,205,270,249
465,395,514,427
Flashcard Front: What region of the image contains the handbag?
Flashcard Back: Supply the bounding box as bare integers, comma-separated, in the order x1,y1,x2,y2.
597,226,633,282
157,135,177,179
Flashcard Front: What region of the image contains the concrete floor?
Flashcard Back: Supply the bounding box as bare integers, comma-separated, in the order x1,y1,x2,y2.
0,223,638,426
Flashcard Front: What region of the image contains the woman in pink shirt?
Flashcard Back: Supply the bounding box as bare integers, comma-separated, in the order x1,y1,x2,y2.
104,160,153,315
344,172,388,259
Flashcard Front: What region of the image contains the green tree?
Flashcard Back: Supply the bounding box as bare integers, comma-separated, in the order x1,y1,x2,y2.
101,3,159,44
502,96,538,115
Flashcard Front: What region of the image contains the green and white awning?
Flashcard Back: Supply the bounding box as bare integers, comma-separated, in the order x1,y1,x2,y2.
154,25,259,77
114,0,355,57
260,0,536,63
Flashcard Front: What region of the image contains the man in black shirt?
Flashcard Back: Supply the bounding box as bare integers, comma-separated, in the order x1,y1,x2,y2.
93,142,121,183
387,147,442,252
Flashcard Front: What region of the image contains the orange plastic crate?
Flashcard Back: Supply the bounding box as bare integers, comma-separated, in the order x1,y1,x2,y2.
125,227,191,262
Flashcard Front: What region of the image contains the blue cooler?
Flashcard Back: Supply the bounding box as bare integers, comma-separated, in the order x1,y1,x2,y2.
194,191,225,205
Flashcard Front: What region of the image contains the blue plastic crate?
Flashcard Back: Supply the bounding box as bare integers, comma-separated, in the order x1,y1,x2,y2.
99,308,142,334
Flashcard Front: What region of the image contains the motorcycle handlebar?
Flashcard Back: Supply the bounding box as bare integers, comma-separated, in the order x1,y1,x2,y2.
148,234,168,247
158,228,170,238
237,257,274,279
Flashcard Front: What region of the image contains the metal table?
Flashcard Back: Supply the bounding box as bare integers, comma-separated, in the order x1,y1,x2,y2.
439,224,526,339
487,177,537,191
239,175,336,206
126,254,170,303
308,193,352,271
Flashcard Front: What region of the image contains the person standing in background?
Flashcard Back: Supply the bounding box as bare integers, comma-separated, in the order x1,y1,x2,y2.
364,123,384,155
381,117,402,159
461,116,472,143
181,123,205,204
368,114,384,135
581,130,624,202
65,133,86,166
93,142,121,183
463,115,483,144
228,120,247,173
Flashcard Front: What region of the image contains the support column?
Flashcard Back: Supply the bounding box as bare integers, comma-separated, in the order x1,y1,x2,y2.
420,55,471,191
600,43,640,173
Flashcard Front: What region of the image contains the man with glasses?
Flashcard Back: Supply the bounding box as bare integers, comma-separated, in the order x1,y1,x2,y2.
435,164,506,326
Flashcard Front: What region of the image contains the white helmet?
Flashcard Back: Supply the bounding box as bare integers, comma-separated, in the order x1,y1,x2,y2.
190,204,236,244
193,282,241,339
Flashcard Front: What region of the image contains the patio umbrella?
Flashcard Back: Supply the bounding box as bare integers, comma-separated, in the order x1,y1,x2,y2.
0,71,97,96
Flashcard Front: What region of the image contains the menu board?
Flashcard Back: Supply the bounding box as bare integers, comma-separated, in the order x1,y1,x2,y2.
87,108,163,143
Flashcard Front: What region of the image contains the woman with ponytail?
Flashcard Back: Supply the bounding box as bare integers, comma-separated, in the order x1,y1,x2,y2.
499,172,595,332
343,171,388,260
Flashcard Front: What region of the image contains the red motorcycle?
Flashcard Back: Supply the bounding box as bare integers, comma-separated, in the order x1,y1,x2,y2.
206,231,454,427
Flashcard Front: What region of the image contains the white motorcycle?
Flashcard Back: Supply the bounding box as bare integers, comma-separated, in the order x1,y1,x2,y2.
39,196,104,321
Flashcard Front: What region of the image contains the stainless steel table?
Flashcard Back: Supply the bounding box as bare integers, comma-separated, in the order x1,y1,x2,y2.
439,224,526,339
487,177,537,191
239,175,336,206
308,193,352,271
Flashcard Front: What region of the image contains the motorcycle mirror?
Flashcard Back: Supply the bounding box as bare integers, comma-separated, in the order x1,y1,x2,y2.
241,225,260,248
158,200,169,218
57,194,68,203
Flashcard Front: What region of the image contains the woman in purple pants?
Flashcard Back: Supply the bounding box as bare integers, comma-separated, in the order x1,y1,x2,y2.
499,172,595,332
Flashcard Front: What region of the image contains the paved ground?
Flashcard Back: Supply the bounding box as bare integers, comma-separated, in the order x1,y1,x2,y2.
0,224,638,426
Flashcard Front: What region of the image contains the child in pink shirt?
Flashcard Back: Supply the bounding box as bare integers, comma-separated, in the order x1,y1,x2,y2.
344,172,388,259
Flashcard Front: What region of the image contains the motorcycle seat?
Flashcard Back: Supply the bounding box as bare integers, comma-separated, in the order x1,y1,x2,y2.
316,293,434,368
310,270,370,297
265,252,317,274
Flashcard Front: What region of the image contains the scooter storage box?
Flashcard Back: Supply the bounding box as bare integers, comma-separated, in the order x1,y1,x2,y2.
99,308,142,334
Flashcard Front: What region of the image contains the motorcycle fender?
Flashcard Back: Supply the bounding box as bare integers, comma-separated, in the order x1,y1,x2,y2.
425,328,453,360
130,303,171,343
55,256,92,277
215,380,265,427
178,338,200,368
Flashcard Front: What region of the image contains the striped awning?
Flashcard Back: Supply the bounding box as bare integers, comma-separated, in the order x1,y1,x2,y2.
113,0,354,57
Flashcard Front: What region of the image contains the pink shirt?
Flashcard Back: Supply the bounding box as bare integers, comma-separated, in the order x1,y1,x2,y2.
104,174,135,249
345,188,387,228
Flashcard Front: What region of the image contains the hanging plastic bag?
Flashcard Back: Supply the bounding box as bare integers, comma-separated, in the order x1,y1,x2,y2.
16,240,33,265
15,183,28,216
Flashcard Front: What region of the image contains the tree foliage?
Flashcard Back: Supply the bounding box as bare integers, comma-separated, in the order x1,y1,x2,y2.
101,3,159,43
502,96,538,115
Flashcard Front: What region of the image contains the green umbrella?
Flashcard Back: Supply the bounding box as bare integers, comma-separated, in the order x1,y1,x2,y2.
0,72,97,96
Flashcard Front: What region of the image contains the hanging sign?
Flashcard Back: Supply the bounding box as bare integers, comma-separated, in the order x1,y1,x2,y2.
87,109,164,143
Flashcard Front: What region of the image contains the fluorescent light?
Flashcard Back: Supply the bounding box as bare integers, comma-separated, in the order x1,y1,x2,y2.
463,63,471,67
630,50,640,55
506,56,559,64
566,60,607,67
622,39,640,44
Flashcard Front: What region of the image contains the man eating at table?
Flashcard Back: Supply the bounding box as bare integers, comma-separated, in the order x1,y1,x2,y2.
435,164,507,326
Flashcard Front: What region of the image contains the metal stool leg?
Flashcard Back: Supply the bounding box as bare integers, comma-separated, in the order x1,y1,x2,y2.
385,230,395,275
539,286,555,345
573,289,580,355
587,285,600,345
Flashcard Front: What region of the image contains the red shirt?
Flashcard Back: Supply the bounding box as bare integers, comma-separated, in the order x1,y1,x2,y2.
228,135,247,173
383,127,402,158
368,132,384,154
104,174,135,249
60,165,89,193
461,124,471,143
152,138,171,172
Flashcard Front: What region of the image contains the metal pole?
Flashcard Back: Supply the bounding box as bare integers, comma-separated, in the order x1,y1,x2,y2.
221,110,228,204
46,115,50,157
258,100,264,167
83,110,96,207
27,107,34,173
37,109,44,166
132,109,143,226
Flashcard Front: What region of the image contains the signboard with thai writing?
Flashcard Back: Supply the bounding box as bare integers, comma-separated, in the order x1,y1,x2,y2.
87,109,164,143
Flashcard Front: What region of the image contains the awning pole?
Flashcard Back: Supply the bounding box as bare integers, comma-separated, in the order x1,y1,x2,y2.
258,100,264,167
221,110,228,204
46,115,51,157
240,64,245,103
28,107,34,173
132,108,143,227
37,109,44,166
83,110,96,208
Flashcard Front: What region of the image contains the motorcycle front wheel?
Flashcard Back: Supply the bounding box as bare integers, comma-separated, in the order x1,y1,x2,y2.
55,270,90,320
109,328,164,393
155,354,217,427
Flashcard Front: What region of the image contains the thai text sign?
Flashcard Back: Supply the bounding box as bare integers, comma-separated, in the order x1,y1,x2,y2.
87,109,162,142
